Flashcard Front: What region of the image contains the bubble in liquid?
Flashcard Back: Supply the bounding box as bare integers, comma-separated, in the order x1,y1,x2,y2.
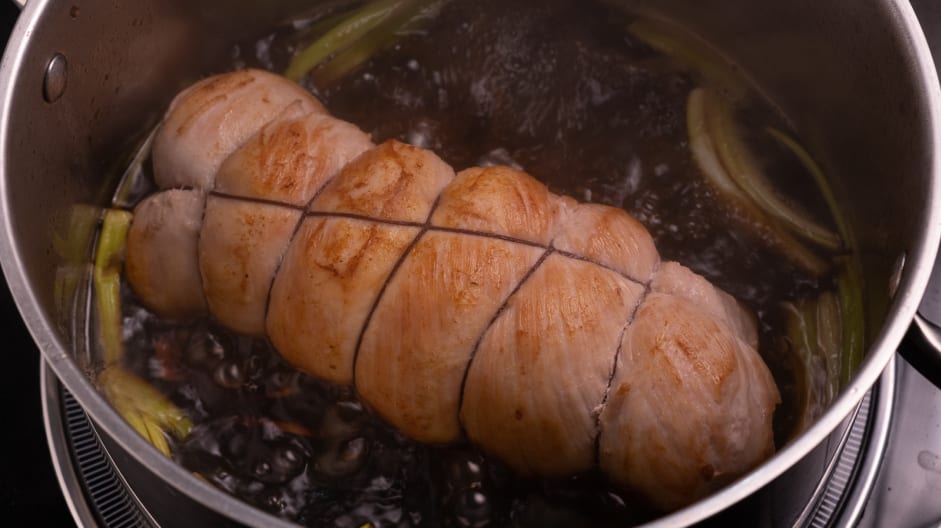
452,489,492,527
213,360,245,389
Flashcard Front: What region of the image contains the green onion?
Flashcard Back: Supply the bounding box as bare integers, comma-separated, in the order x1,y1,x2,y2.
644,12,866,405
93,208,193,456
814,291,842,402
765,127,854,248
629,17,749,102
687,88,751,205
704,90,841,250
783,290,843,433
313,0,443,86
285,0,414,82
783,301,817,431
293,8,363,47
94,209,132,366
687,88,829,276
99,366,193,457
766,128,866,387
836,257,865,387
52,205,100,262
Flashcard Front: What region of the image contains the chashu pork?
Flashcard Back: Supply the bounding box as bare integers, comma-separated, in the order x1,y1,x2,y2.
124,69,781,512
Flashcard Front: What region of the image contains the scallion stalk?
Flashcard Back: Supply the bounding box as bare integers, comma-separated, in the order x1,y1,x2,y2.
766,127,854,248
99,366,194,457
783,301,819,432
313,0,442,86
703,90,841,250
766,128,866,387
94,209,132,366
784,290,844,434
629,17,749,102
687,88,829,276
93,208,193,456
814,291,842,402
284,0,412,81
836,257,865,387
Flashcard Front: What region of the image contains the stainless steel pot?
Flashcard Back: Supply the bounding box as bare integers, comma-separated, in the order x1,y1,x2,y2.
1,0,940,526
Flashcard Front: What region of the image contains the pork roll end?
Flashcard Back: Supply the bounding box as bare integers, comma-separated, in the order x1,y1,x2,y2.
125,189,207,318
598,293,779,511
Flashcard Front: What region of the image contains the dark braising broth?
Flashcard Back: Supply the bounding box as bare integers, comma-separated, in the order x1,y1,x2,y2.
100,0,845,525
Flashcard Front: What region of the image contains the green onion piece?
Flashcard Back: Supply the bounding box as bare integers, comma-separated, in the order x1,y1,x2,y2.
836,257,865,387
765,128,866,386
143,417,173,457
687,88,829,276
313,39,386,86
782,301,819,432
814,291,842,402
284,0,411,81
51,205,99,317
783,291,844,433
294,8,362,46
99,366,193,457
703,90,841,250
688,88,751,205
94,209,193,455
52,205,100,262
94,209,132,366
54,264,86,318
765,127,854,248
314,0,443,86
629,17,749,101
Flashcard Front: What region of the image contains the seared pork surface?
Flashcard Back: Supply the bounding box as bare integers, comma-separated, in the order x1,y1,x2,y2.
125,69,780,511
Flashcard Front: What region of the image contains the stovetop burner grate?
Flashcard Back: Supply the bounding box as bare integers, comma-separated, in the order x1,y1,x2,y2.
805,390,873,527
61,388,151,528
41,355,895,528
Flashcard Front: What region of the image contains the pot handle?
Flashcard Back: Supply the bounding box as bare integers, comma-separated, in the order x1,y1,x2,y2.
904,250,941,388
903,314,941,389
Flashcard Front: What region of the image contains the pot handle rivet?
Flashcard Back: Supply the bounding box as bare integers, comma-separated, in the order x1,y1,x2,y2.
43,53,68,103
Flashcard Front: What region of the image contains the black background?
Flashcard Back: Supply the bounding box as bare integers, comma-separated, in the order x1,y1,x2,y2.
0,2,74,525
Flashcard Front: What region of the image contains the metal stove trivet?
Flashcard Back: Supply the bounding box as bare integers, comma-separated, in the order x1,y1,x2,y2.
42,361,155,528
40,357,895,528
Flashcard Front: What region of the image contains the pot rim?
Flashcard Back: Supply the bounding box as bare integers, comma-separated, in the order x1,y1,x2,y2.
1,0,940,526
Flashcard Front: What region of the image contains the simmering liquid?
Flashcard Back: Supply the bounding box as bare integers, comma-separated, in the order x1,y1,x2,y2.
103,0,840,525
